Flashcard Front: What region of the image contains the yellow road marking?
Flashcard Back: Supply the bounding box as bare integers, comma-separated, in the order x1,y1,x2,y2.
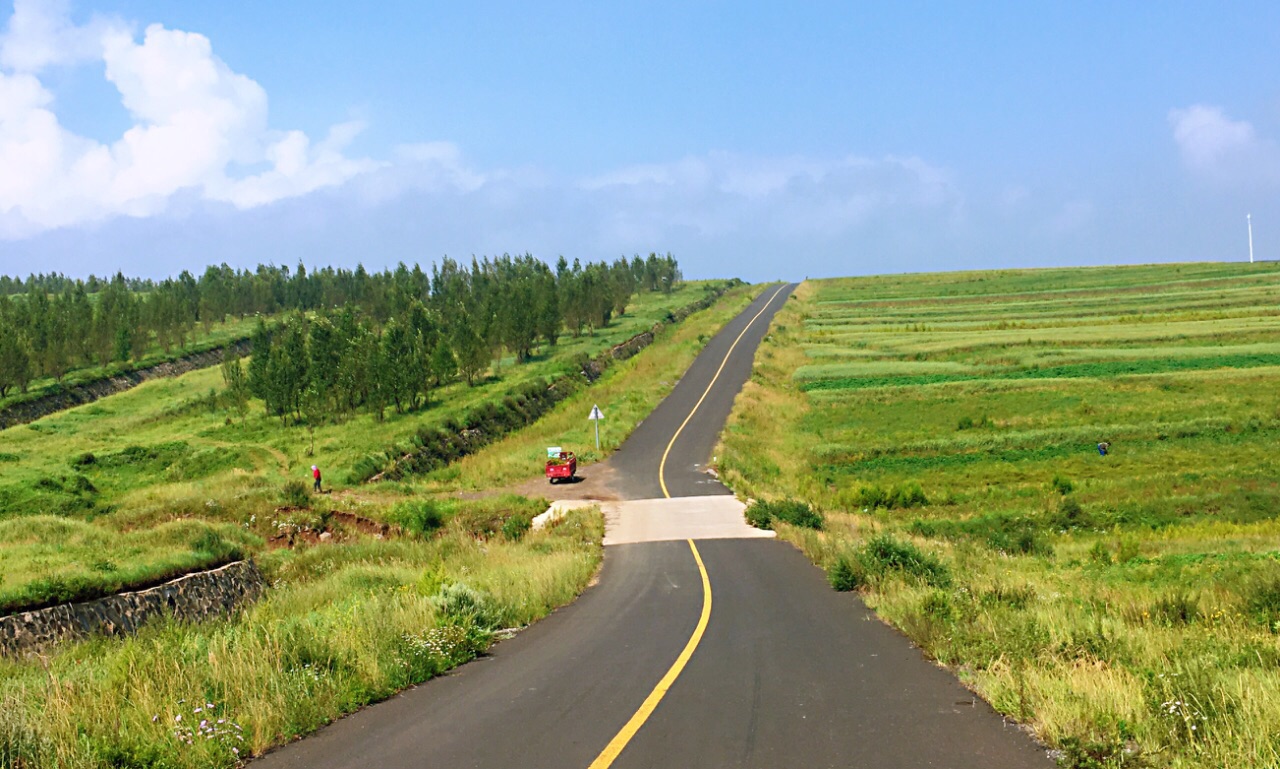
658,283,790,499
586,539,712,769
585,284,788,768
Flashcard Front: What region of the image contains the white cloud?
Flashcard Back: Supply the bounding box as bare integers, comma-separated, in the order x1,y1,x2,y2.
0,0,111,71
579,152,960,242
1169,104,1280,185
0,3,377,237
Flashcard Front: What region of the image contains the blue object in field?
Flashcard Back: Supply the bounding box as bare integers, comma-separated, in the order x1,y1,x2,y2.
1097,443,1109,456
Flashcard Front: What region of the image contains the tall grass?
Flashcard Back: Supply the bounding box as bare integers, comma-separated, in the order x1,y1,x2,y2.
0,508,603,768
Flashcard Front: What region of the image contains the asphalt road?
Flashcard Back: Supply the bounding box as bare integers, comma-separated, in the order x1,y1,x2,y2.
254,283,1053,768
607,283,792,500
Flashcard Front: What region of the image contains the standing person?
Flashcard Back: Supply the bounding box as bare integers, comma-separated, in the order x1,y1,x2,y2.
312,465,322,492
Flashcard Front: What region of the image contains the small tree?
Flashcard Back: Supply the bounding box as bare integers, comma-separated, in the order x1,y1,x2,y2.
0,326,32,396
220,352,250,423
301,383,325,456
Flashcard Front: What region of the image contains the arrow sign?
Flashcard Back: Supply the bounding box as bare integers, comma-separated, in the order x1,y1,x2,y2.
588,405,603,449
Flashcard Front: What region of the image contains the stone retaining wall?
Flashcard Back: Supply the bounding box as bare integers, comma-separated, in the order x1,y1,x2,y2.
0,560,265,656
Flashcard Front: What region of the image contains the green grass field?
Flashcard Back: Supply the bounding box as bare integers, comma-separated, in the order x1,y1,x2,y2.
0,281,759,769
721,262,1280,769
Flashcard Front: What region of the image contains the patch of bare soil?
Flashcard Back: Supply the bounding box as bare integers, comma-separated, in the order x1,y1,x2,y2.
266,508,398,550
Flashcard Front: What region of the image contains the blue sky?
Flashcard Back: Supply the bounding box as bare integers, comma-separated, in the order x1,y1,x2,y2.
0,0,1277,281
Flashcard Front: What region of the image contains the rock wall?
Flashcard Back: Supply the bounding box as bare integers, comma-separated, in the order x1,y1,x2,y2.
0,338,253,431
0,560,265,656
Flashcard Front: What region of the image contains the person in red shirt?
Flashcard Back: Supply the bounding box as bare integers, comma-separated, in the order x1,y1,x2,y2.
312,465,322,492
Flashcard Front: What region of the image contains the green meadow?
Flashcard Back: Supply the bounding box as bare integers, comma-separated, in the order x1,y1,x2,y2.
722,263,1280,768
0,282,758,768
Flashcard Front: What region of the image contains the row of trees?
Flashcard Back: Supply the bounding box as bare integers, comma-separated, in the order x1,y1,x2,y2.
0,272,151,297
231,253,681,422
0,253,681,399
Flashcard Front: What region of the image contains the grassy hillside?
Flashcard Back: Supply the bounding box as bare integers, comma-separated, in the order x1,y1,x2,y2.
720,262,1280,769
0,315,261,413
0,281,761,769
0,280,746,611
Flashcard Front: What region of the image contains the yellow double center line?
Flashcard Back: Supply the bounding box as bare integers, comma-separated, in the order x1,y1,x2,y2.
658,283,791,499
587,283,789,769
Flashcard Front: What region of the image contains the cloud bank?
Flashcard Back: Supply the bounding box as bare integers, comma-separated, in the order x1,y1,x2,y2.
1169,104,1280,186
0,0,377,237
0,0,966,257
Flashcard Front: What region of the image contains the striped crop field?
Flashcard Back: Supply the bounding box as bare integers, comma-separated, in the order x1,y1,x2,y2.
721,261,1280,769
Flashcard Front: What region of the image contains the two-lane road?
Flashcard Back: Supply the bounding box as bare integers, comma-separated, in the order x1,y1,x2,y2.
255,284,1052,768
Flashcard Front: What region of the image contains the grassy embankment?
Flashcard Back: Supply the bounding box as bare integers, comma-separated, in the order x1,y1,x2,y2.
720,263,1280,768
0,281,757,769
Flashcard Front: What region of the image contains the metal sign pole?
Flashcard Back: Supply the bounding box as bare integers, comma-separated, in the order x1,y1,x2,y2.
588,404,604,450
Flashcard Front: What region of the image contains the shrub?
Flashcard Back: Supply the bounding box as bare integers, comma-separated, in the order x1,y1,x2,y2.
921,590,956,621
389,500,445,537
501,514,532,541
744,499,822,530
855,482,928,510
745,502,774,529
854,484,888,509
191,529,243,562
1116,537,1141,564
887,482,928,509
1245,576,1280,631
1056,736,1143,769
827,555,862,591
279,480,310,508
1151,593,1200,626
854,535,952,588
1051,474,1074,495
956,415,991,431
430,582,502,630
1049,496,1095,531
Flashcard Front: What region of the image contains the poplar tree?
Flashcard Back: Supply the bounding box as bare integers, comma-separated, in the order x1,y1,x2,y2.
220,352,250,422
247,318,272,400
0,323,31,396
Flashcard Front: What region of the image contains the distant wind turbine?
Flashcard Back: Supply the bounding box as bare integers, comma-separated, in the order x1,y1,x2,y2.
1248,213,1254,264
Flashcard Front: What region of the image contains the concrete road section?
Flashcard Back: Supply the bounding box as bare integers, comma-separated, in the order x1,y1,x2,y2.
537,496,774,546
602,495,775,546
